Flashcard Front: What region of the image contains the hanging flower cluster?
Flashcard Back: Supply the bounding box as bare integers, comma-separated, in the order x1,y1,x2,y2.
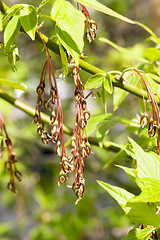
34,31,66,155
77,3,98,43
69,65,91,204
133,68,160,154
0,111,21,192
34,31,91,204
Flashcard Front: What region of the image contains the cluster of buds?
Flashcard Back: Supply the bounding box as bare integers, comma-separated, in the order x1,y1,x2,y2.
0,111,21,193
57,65,91,204
34,31,66,158
77,3,98,43
35,31,91,204
70,65,91,204
133,68,160,154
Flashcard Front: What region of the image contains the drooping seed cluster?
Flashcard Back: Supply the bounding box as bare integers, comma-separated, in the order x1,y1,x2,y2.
34,55,66,157
70,65,91,204
77,3,98,43
57,66,91,204
133,68,160,154
0,111,21,192
34,31,91,204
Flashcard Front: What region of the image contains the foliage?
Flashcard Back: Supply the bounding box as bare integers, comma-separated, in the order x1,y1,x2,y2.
0,0,160,239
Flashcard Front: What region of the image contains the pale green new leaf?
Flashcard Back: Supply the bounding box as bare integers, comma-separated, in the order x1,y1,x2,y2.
55,24,79,65
145,73,160,98
87,113,109,136
0,12,2,31
97,180,134,214
103,74,112,94
85,73,106,89
145,47,160,63
147,73,160,83
20,5,37,40
75,0,134,24
135,21,160,44
126,201,160,226
116,165,136,182
99,38,148,63
51,0,85,53
129,138,160,182
59,42,68,81
0,78,27,91
4,15,21,51
8,39,20,72
2,4,24,25
129,178,160,203
103,150,128,168
96,114,117,147
122,227,155,240
97,178,160,226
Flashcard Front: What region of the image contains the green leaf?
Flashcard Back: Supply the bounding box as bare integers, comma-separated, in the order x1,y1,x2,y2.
147,73,160,84
87,113,109,136
145,73,160,98
116,165,136,182
135,21,160,44
55,24,79,65
103,150,128,168
96,114,117,147
122,227,155,240
2,4,24,25
99,38,148,63
145,48,160,63
75,0,135,24
0,12,3,31
103,74,112,94
4,14,21,51
59,42,68,81
129,138,160,183
8,39,20,72
113,74,137,111
129,178,160,203
85,73,106,89
51,0,85,52
0,78,27,91
101,80,107,106
97,180,135,214
126,201,160,226
20,5,37,40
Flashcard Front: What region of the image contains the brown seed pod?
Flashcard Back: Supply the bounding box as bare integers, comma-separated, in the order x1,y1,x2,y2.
58,171,67,184
90,20,98,31
140,112,149,127
148,119,156,138
37,126,43,136
15,170,22,181
34,113,39,123
41,137,48,145
84,111,90,122
44,99,49,110
5,161,11,171
86,31,92,43
7,181,16,192
36,84,44,95
72,66,79,75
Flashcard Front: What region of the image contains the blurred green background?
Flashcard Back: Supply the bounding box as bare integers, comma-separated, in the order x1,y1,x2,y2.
0,0,159,239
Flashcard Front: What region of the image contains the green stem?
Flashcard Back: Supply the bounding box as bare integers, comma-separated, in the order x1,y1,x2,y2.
0,1,8,14
0,1,159,104
35,34,160,104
